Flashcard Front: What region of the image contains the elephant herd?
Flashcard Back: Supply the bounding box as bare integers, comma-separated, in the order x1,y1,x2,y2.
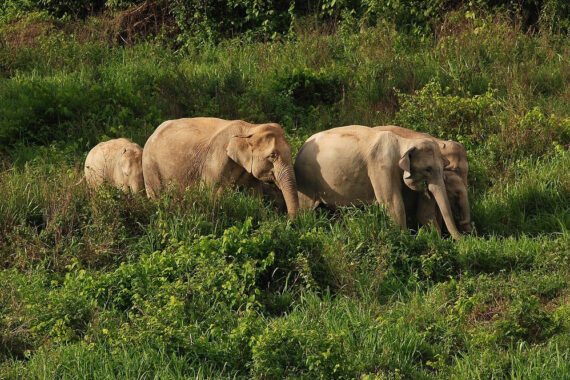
81,117,471,239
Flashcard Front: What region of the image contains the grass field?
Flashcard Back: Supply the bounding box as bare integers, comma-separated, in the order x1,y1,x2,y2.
1,5,569,379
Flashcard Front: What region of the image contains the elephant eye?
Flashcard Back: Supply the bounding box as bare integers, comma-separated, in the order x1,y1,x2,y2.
268,152,278,160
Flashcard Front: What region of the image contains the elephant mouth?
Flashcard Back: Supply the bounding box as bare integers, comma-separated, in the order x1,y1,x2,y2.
263,173,276,184
406,180,427,192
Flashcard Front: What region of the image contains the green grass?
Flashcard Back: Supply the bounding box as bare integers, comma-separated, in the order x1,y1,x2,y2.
1,7,569,379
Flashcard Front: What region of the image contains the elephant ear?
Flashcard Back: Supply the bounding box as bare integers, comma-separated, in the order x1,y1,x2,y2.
120,149,132,177
398,147,415,179
227,135,254,173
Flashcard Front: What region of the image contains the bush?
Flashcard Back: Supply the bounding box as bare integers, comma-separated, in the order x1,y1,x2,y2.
394,81,502,143
170,0,295,44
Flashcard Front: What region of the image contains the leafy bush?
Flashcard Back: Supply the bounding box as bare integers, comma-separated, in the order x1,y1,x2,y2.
170,0,295,44
394,81,502,143
495,294,562,345
251,318,352,378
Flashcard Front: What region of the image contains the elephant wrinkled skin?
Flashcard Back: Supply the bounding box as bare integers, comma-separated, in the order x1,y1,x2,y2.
294,125,462,239
142,117,299,217
83,138,144,193
374,125,471,232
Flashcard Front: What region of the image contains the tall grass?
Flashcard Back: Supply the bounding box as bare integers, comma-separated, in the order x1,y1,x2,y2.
0,8,569,379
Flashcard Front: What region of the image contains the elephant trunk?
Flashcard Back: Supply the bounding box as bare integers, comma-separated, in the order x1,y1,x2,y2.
275,160,299,218
429,180,462,240
457,186,472,232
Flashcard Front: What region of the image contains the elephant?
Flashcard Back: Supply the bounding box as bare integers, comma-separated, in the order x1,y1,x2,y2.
374,125,468,186
374,126,471,232
401,170,471,233
81,138,144,193
294,125,462,239
142,117,299,217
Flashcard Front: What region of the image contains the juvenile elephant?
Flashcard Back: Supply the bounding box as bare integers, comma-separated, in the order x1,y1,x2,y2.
142,117,299,217
402,170,471,233
374,126,471,232
294,125,462,239
82,138,144,193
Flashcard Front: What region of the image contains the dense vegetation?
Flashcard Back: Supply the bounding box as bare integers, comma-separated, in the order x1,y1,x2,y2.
1,1,569,378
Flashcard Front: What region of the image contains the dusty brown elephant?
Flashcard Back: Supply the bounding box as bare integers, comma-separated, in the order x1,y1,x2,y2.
142,117,299,217
294,125,462,239
374,126,471,232
80,138,144,193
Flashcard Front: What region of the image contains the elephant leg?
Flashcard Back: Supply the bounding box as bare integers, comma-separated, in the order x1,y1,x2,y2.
259,182,287,212
298,191,319,210
243,176,263,197
416,194,441,234
143,166,160,199
369,170,406,229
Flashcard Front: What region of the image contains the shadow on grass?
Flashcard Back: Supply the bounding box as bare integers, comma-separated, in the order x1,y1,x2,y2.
470,152,570,237
472,186,570,237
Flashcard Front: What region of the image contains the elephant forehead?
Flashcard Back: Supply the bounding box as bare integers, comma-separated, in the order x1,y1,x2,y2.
124,151,141,160
252,132,286,149
413,146,436,162
444,170,463,185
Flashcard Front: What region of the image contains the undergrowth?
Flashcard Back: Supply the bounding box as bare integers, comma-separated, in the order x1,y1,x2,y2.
1,6,569,379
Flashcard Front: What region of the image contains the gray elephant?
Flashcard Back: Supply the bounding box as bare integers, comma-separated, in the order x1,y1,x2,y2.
374,126,471,232
142,117,299,217
294,125,462,239
81,138,144,193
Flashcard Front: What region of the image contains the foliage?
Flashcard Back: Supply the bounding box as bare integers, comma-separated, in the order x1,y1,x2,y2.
1,3,570,379
169,0,295,45
2,0,569,43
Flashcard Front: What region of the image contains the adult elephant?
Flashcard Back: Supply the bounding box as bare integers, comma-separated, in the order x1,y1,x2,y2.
142,117,299,217
294,125,462,239
374,126,471,232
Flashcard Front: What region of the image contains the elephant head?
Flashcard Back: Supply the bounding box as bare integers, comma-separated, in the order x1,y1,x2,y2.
443,171,472,232
120,147,144,193
439,140,469,187
227,123,299,217
399,139,462,239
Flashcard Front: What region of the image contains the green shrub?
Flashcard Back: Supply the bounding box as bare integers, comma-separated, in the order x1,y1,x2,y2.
0,269,50,360
251,294,436,378
251,318,352,378
0,161,155,271
495,294,562,345
394,80,502,143
170,0,295,44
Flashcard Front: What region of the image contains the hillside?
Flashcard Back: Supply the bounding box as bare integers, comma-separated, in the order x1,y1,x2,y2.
1,1,569,378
